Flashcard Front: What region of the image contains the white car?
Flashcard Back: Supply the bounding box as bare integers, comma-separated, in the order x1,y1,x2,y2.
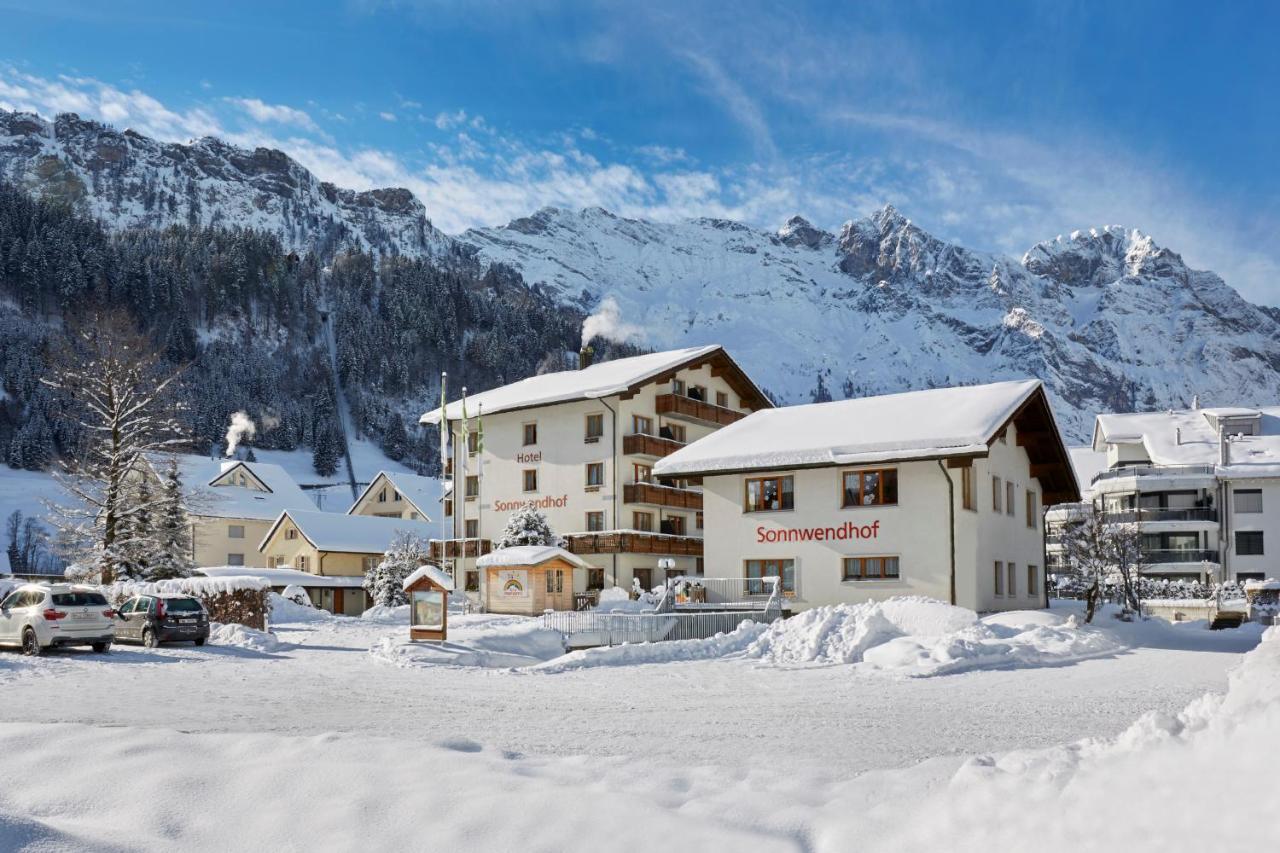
0,584,115,655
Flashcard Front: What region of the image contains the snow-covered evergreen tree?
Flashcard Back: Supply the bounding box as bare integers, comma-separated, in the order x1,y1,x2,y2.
149,457,194,580
362,530,430,608
493,505,565,549
312,423,339,477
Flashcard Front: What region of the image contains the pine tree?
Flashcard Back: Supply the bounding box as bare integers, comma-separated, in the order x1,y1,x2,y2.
149,456,194,580
362,530,430,608
493,505,565,549
312,424,339,477
381,412,408,461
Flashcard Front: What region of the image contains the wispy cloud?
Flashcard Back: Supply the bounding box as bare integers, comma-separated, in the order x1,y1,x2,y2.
225,97,318,131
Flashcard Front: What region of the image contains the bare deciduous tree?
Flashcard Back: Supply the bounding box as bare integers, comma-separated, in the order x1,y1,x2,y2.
1059,503,1145,622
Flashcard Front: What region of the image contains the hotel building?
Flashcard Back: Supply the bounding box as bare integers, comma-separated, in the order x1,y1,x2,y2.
420,346,771,599
652,379,1079,612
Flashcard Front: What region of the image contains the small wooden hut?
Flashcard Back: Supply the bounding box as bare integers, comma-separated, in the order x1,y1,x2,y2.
477,546,592,616
402,564,454,641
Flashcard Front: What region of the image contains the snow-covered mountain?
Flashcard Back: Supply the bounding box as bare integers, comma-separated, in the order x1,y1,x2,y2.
462,206,1280,441
0,110,449,258
4,108,1278,443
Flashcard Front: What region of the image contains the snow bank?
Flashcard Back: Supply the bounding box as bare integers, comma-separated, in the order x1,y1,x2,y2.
591,586,652,613
361,604,409,623
268,592,333,624
531,622,769,673
368,615,565,669
209,623,283,653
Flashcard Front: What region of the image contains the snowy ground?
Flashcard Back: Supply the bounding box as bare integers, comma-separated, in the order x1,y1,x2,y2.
0,600,1271,851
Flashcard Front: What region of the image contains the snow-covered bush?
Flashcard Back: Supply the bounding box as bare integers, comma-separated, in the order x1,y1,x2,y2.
363,531,431,608
493,505,565,549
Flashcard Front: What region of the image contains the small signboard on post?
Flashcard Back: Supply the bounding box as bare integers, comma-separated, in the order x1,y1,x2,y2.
402,564,454,642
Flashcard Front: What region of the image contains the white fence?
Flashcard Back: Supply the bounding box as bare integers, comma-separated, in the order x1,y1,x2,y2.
541,609,772,649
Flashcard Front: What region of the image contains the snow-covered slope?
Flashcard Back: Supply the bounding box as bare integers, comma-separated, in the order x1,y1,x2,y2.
0,110,449,258
462,206,1280,441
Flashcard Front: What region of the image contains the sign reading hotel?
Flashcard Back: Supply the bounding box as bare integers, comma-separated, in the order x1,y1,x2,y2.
498,569,530,599
756,520,880,543
493,494,569,513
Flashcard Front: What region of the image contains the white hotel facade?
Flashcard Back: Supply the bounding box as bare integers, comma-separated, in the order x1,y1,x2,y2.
653,380,1079,612
421,346,773,598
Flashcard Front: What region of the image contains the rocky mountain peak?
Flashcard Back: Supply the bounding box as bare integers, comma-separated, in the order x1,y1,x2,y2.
1022,225,1186,287
777,215,832,250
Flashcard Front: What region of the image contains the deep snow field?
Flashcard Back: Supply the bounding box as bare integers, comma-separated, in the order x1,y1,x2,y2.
0,598,1274,852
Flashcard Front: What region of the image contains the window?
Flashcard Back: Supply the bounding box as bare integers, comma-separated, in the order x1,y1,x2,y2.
465,475,479,498
1026,491,1037,528
841,468,898,507
267,556,285,568
664,423,686,443
465,519,479,539
745,476,794,512
546,569,564,594
585,413,604,442
672,379,685,395
377,488,387,503
522,422,538,446
227,553,245,566
1234,490,1263,514
1006,481,1015,516
392,491,400,502
633,511,654,532
286,527,299,540
994,560,1004,596
522,469,538,492
745,558,795,594
444,499,453,517
586,462,604,488
1027,565,1039,597
634,568,653,591
228,524,245,539
587,568,605,591
843,556,900,581
992,477,1003,513
296,556,310,572
465,571,479,592
1007,562,1017,597
1237,531,1265,556
362,556,378,572
663,516,686,536
696,511,704,530
716,390,729,408
633,415,653,435
961,466,976,511
633,464,652,484
689,384,707,401
586,511,605,532
466,431,478,455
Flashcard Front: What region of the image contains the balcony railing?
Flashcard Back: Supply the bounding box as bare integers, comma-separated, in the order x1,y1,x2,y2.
655,393,746,427
428,538,493,560
623,432,686,459
1106,508,1218,524
1092,464,1215,484
1142,549,1220,565
624,481,703,510
564,531,704,557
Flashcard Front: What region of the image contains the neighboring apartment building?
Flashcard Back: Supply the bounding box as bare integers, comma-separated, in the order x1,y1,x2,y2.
1050,405,1280,583
420,346,772,598
348,471,437,521
156,457,317,569
652,379,1079,613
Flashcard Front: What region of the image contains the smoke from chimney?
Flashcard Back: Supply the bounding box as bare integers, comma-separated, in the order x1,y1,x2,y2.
224,411,257,458
581,296,642,350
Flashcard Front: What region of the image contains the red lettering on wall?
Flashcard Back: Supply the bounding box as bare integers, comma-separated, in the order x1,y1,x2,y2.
755,520,880,544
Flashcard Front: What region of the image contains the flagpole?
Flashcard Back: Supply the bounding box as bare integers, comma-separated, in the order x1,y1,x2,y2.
476,403,484,554
439,372,448,561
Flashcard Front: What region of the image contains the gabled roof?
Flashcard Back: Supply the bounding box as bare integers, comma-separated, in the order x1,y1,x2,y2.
259,509,434,554
402,564,455,592
153,455,316,521
419,345,770,425
347,471,437,521
654,379,1080,504
475,545,592,569
1093,406,1280,478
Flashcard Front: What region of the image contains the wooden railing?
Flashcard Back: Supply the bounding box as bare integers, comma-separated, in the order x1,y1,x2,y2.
654,393,746,426
428,538,493,560
564,532,704,556
622,432,686,458
624,481,703,510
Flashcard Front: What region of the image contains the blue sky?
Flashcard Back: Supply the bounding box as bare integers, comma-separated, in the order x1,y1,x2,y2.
1,0,1277,303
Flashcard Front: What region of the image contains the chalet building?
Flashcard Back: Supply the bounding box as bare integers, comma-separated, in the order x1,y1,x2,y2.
420,346,771,600
154,457,317,569
257,509,434,614
1048,406,1280,583
652,379,1079,613
348,471,436,522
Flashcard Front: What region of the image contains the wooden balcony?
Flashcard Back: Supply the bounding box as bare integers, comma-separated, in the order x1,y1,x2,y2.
655,393,746,427
429,538,493,560
623,432,686,459
564,531,704,557
624,481,703,510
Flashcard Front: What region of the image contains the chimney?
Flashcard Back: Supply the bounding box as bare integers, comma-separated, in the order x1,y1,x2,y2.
1219,426,1230,467
578,345,594,370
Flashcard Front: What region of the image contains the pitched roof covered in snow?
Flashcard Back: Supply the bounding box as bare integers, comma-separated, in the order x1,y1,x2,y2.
347,471,438,521
155,456,316,521
1092,406,1280,479
654,379,1080,504
475,545,592,569
419,345,769,425
259,509,434,554
402,564,455,592
1068,446,1109,496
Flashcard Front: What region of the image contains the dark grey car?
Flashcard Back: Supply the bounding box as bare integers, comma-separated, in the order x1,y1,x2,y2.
115,595,210,647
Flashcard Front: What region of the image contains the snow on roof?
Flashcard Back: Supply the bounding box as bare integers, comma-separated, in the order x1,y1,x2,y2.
475,545,592,569
420,346,730,424
1068,446,1109,496
160,455,316,521
195,566,365,588
654,379,1043,477
261,510,435,554
1093,406,1280,478
348,471,438,521
402,564,455,592
1244,579,1280,592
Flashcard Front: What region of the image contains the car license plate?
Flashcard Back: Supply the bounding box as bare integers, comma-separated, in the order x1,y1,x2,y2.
178,618,196,625
73,611,93,620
